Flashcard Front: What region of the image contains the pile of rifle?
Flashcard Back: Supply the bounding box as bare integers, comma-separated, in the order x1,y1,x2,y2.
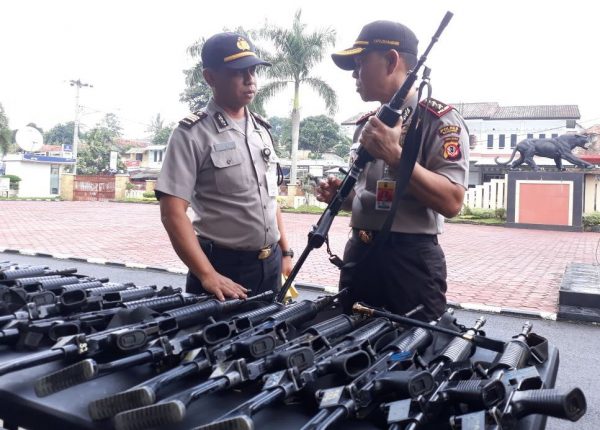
0,261,588,430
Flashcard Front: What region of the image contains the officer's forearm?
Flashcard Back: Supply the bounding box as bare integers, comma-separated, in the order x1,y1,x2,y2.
408,164,464,218
276,206,290,251
159,201,215,279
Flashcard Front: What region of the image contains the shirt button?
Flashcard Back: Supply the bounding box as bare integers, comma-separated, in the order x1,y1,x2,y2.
259,182,262,187
263,205,267,209
226,159,232,165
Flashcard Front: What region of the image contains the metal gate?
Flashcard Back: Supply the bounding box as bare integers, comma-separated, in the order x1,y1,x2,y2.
73,175,115,201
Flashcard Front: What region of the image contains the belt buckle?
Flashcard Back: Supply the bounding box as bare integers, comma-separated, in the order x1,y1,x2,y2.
258,246,272,260
358,230,373,245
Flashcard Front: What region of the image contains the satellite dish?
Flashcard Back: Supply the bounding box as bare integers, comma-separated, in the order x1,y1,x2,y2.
15,127,44,152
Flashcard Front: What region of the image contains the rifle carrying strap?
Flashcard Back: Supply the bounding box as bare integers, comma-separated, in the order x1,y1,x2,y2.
341,102,426,271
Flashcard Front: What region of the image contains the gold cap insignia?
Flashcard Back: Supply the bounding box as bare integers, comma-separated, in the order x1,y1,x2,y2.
237,37,250,51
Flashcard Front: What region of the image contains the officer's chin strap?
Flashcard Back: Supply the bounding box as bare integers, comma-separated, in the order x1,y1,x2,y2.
337,67,433,271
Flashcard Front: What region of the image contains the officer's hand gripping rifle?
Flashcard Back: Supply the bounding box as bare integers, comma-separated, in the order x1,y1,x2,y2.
276,12,453,303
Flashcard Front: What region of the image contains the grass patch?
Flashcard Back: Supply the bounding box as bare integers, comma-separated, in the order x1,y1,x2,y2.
115,198,159,204
448,217,505,225
281,204,350,216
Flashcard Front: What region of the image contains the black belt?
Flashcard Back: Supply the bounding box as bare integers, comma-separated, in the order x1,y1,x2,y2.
198,237,277,260
352,229,437,245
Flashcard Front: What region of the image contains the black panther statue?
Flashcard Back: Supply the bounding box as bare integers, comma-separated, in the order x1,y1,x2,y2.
495,134,593,170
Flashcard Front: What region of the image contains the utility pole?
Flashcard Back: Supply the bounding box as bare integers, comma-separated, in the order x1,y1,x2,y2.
69,79,93,174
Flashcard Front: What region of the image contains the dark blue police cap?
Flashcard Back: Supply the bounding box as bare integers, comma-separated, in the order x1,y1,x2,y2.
332,21,418,71
201,32,271,70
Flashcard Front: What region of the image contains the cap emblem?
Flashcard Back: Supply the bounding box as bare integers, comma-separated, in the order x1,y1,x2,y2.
237,37,250,51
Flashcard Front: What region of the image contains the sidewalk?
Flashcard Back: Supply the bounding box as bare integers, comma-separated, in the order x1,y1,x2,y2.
1,200,599,316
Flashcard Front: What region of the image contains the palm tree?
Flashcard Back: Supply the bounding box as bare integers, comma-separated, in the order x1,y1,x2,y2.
255,10,337,187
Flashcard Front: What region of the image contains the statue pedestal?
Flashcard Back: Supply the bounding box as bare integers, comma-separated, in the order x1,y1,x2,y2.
505,170,584,231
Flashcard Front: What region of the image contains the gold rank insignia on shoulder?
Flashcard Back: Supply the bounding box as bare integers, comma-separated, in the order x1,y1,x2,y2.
251,111,271,129
355,109,378,125
178,111,207,129
419,98,453,118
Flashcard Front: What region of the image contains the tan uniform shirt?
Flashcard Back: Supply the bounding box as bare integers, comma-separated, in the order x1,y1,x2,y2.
350,95,470,235
155,98,280,250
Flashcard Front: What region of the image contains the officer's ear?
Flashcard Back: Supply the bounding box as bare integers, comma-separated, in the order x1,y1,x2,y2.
203,68,216,88
383,50,401,74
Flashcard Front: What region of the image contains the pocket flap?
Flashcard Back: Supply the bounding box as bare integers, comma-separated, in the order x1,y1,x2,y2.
210,148,242,168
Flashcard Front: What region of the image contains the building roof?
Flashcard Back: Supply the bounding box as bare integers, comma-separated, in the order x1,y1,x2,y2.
114,138,151,150
144,145,166,151
39,145,62,152
452,103,580,120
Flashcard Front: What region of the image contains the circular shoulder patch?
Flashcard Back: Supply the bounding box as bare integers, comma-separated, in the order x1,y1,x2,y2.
442,137,462,161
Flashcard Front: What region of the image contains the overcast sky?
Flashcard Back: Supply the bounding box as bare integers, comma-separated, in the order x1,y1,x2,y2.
1,0,599,140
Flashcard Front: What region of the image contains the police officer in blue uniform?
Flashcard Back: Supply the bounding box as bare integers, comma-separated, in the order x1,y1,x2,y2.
317,21,470,321
156,32,293,300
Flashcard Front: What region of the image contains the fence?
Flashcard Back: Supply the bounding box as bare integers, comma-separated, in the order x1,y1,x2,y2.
73,176,116,202
463,178,507,210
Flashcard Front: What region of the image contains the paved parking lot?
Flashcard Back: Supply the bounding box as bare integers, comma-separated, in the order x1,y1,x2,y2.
1,200,599,315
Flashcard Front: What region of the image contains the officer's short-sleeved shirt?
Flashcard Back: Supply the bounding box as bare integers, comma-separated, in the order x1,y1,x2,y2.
155,98,280,250
350,94,470,235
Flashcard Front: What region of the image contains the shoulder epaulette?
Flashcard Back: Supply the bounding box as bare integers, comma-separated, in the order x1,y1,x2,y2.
355,109,377,125
178,111,207,129
419,98,453,118
251,111,271,129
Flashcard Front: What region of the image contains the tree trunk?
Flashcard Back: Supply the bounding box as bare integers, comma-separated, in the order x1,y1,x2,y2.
289,80,301,186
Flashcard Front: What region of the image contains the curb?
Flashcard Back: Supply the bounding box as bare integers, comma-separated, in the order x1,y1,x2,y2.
0,248,187,275
0,248,559,320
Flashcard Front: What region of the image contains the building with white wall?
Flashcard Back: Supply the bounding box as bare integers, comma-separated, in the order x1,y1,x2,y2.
2,153,75,197
452,103,583,185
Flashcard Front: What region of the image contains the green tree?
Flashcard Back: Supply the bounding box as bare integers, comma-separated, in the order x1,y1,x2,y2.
180,27,267,115
299,115,351,158
77,115,125,174
268,116,292,157
44,122,75,146
147,114,165,136
146,114,174,146
97,113,122,139
0,103,12,155
254,9,337,185
152,126,174,146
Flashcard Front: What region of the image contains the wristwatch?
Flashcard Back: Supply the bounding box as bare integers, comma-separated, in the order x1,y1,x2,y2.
282,248,294,258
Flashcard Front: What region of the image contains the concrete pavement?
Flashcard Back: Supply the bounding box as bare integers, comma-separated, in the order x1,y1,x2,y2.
1,200,599,316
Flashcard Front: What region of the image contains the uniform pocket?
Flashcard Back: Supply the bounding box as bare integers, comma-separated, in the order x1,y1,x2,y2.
210,147,250,193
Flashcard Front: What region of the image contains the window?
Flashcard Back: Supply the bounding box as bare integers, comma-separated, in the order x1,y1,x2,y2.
153,151,163,163
487,134,494,149
136,153,143,161
539,134,546,139
510,134,517,148
566,119,576,129
499,134,505,149
527,134,533,139
552,133,558,138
